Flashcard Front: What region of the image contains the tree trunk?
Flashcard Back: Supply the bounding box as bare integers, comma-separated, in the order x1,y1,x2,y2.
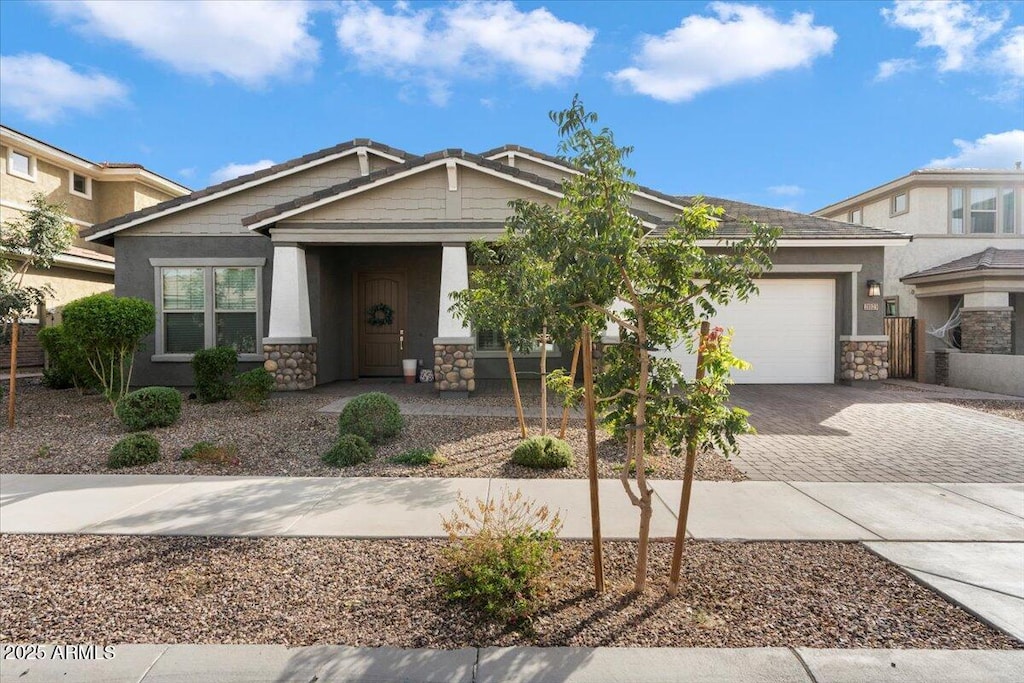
581,325,605,593
633,330,653,593
668,321,711,595
6,320,18,429
505,342,528,438
559,340,582,438
540,324,548,436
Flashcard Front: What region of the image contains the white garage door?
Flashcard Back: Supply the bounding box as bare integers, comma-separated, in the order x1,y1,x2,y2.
665,279,836,384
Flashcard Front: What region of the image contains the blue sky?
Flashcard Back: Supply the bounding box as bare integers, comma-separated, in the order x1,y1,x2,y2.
1,0,1021,212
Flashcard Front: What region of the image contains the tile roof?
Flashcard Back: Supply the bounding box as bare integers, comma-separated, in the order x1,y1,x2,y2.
65,245,115,263
901,248,1024,281
81,139,411,240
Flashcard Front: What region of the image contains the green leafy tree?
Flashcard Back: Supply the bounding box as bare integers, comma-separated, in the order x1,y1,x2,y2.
2,193,75,427
61,294,155,407
505,97,780,592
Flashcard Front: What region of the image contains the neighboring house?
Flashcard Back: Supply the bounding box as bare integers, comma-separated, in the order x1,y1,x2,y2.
82,140,908,391
1,125,189,367
814,168,1024,391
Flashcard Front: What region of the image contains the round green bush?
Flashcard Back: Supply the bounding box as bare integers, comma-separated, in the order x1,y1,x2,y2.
511,435,574,470
232,367,275,411
337,392,403,445
391,446,443,466
322,434,374,467
191,346,238,403
108,433,161,469
115,387,182,430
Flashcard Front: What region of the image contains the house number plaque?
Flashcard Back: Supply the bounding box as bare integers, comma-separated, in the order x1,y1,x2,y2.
863,302,879,311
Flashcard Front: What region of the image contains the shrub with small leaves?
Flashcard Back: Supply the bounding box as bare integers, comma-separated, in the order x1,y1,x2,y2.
191,346,238,403
391,446,445,466
108,433,160,469
115,386,182,431
232,367,275,411
511,435,573,470
437,488,563,624
180,441,240,467
337,392,403,445
322,434,374,467
38,323,97,391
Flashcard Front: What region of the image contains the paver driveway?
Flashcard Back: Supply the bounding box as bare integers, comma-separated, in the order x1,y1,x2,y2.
728,385,1024,483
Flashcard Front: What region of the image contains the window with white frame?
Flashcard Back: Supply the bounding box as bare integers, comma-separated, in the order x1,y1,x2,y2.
7,149,35,180
155,260,262,357
891,192,908,216
849,208,863,224
950,187,1018,234
70,171,92,199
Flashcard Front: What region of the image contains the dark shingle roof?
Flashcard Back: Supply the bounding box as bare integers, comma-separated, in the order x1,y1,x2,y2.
901,248,1024,281
81,139,411,241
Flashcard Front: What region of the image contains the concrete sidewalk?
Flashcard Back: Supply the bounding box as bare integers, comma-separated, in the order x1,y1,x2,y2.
3,644,1023,683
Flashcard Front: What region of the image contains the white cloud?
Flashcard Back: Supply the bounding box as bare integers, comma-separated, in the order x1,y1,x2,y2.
45,0,319,87
874,57,919,81
767,184,804,197
210,160,275,184
882,1,1006,72
335,1,594,105
0,53,128,123
991,26,1024,78
610,3,837,102
927,130,1024,168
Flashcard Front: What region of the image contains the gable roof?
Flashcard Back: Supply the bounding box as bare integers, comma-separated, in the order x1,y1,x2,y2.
242,148,670,230
901,248,1024,282
81,139,410,243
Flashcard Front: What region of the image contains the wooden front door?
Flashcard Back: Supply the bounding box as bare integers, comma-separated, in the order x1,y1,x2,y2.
356,271,407,377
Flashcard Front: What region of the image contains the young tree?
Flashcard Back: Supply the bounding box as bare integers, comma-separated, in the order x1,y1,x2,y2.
2,193,75,427
513,97,780,591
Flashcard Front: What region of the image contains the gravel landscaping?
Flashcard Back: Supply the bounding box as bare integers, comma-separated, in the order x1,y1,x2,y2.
0,382,745,480
1,534,1017,649
942,400,1024,422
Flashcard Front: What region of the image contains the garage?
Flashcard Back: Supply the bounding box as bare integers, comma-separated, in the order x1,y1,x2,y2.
666,278,836,384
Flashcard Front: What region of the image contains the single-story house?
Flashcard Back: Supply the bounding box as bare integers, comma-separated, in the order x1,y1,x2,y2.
82,141,910,391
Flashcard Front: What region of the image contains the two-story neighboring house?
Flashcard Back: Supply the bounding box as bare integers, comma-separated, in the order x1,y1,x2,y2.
815,168,1024,393
1,125,189,367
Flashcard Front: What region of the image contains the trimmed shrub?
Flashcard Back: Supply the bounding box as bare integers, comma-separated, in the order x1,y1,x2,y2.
391,446,445,466
437,489,563,624
115,387,182,431
337,392,403,445
180,441,240,466
232,367,275,411
108,433,160,469
511,436,574,470
191,346,238,403
322,434,374,467
38,324,97,391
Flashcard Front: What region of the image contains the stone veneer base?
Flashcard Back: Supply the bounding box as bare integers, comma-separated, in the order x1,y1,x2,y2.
434,343,475,392
960,308,1013,355
840,339,889,381
264,342,317,391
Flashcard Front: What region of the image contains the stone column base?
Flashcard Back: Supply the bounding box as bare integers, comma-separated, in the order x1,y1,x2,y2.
434,338,475,393
961,307,1013,354
263,339,317,391
840,337,889,381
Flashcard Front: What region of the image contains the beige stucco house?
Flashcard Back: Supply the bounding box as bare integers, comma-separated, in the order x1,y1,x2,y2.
1,124,189,366
815,168,1024,394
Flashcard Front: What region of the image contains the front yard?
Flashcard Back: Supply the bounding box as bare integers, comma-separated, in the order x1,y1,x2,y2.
0,382,745,480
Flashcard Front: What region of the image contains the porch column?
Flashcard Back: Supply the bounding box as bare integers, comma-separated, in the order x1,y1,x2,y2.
434,243,475,393
263,244,317,391
961,292,1013,354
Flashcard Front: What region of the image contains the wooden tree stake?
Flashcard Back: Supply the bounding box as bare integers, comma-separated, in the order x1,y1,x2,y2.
581,324,605,592
559,339,582,439
668,321,710,595
505,342,528,438
6,320,18,429
540,324,548,436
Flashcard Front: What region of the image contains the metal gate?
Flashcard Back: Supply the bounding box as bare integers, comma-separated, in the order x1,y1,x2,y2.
884,316,915,379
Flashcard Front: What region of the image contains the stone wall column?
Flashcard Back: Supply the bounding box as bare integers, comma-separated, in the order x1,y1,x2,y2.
433,341,474,393
960,308,1013,354
434,243,475,393
264,243,317,390
839,335,889,381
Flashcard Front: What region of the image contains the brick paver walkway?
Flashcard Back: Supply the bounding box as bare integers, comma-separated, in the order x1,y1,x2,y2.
729,385,1024,483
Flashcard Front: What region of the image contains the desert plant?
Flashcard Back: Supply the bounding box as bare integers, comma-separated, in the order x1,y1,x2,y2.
179,440,240,466
191,346,238,403
437,488,563,624
39,324,97,391
115,386,182,431
511,435,574,470
232,367,275,411
391,446,445,466
108,433,160,469
322,434,374,467
337,392,403,445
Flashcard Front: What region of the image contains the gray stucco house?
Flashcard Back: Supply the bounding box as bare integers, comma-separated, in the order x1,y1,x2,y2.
82,141,910,391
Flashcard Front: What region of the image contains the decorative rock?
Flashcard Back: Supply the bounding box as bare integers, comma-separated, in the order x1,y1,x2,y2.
264,360,278,372
433,341,476,393
840,339,889,382
263,342,317,391
454,359,468,368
